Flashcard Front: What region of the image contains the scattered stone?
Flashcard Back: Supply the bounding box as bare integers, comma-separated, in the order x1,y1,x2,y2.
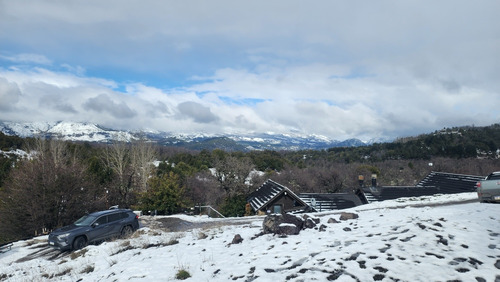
437,236,448,246
461,244,469,249
456,268,469,273
425,252,445,259
232,234,243,244
343,227,352,232
373,274,385,281
264,268,275,273
400,235,416,242
319,224,327,232
433,222,443,227
468,257,483,266
346,252,362,261
495,259,500,269
416,223,426,230
339,212,359,221
374,266,388,273
379,244,391,253
488,244,496,249
475,277,486,282
298,268,308,273
326,269,343,280
328,218,340,224
250,232,265,240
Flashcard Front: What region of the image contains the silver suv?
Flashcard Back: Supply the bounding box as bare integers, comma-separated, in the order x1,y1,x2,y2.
48,208,139,251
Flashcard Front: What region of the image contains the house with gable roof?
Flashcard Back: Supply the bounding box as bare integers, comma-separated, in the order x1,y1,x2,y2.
247,179,309,215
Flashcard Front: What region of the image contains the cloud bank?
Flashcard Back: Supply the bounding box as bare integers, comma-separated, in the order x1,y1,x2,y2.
0,1,499,140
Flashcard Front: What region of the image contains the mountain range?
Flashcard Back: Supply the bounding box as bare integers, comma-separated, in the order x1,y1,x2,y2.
0,121,386,151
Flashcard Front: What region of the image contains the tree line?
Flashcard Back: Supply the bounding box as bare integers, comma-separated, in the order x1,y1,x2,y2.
0,124,499,244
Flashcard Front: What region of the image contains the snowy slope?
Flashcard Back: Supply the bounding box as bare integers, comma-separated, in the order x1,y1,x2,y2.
0,193,499,282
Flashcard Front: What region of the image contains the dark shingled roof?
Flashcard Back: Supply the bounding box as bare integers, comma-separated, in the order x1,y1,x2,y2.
247,179,307,212
416,171,484,193
359,186,440,203
299,193,362,212
358,171,485,203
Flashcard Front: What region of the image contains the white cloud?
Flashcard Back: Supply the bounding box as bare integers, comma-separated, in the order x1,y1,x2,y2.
0,53,52,65
0,1,499,140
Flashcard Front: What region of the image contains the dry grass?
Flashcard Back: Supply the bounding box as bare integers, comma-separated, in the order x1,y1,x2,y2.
70,249,88,260
24,238,45,247
80,265,95,274
54,268,72,277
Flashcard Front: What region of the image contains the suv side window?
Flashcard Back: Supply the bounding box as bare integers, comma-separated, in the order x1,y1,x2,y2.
108,212,123,222
95,216,108,225
488,174,500,180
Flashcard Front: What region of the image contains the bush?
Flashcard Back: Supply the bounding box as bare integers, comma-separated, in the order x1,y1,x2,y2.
175,269,191,280
219,194,247,217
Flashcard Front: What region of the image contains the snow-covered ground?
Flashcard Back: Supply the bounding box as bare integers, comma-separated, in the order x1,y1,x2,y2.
1,193,499,281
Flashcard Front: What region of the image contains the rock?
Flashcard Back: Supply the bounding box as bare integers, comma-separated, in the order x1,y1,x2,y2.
339,212,359,221
232,234,243,244
319,224,327,232
263,213,304,235
303,214,320,224
278,223,301,235
328,218,340,224
343,227,352,232
304,218,317,229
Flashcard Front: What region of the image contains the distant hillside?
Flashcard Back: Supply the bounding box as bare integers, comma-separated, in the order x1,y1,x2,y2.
1,121,499,157
0,121,372,151
327,124,500,161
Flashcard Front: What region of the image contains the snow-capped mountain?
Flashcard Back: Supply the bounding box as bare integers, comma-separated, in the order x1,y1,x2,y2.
0,121,377,150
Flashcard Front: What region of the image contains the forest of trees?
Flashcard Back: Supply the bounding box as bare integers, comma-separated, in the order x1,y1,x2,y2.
0,124,499,244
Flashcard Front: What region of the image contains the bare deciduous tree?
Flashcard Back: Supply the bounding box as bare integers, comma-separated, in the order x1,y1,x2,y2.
130,139,157,192
0,139,105,241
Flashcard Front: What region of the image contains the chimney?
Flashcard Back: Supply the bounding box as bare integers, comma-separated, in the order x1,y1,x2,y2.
358,175,365,187
371,174,377,187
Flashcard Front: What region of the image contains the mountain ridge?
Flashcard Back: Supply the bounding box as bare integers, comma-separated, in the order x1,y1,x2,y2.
0,121,380,151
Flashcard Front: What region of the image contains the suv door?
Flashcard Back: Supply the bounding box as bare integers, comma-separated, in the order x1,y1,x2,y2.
107,212,125,236
87,215,110,242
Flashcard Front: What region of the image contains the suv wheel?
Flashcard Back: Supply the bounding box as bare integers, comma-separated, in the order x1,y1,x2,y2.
121,225,133,238
73,236,87,250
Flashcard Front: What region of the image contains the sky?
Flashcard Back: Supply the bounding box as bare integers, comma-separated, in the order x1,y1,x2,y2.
1,193,499,281
0,1,499,141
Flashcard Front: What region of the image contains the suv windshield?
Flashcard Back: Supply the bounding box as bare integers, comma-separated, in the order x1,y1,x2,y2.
74,215,97,226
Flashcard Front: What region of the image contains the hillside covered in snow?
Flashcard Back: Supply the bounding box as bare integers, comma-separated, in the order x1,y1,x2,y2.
0,193,499,281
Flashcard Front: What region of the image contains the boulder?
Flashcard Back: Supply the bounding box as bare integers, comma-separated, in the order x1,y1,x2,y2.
339,212,359,221
328,218,340,224
232,234,243,244
304,217,318,229
263,213,304,235
278,223,301,235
